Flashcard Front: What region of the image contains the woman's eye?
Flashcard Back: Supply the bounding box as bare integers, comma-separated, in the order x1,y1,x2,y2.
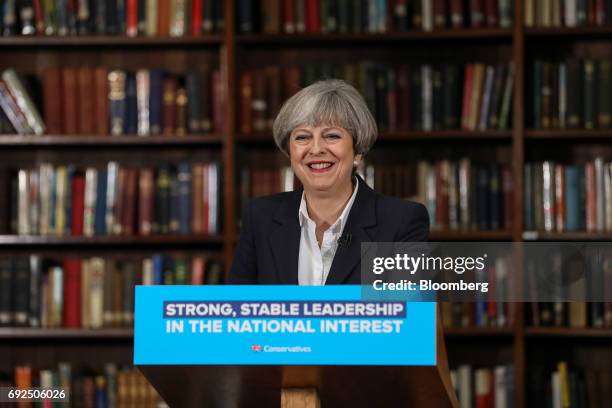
325,134,341,139
294,135,309,141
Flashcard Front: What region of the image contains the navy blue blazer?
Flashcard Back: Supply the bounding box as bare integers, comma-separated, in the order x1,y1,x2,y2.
229,176,430,284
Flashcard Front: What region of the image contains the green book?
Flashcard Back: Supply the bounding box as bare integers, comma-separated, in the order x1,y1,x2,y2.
443,64,461,129
598,59,611,128
583,59,597,129
566,59,581,128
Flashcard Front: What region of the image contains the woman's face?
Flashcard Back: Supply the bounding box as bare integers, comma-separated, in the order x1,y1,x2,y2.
288,125,361,194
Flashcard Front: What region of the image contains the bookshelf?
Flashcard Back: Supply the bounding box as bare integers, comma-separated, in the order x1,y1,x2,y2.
0,0,611,406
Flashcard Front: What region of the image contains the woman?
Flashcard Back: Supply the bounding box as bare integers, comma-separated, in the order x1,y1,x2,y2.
230,79,429,285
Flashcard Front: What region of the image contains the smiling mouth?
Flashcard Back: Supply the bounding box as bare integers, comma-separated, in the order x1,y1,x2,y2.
306,162,335,172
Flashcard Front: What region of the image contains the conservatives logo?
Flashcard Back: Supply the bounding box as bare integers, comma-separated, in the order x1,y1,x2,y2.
250,344,312,353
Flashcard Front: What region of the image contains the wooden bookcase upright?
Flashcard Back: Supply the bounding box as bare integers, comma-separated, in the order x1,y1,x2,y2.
0,1,611,407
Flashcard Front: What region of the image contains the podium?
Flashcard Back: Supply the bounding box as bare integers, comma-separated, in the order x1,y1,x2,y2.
138,320,457,407
135,285,459,407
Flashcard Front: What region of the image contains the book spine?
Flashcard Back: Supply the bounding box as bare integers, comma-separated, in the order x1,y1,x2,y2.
2,69,46,135
108,70,127,136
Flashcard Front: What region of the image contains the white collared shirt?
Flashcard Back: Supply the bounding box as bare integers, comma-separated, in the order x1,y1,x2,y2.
297,180,359,285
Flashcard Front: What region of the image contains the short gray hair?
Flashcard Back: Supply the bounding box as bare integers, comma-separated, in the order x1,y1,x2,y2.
272,79,377,156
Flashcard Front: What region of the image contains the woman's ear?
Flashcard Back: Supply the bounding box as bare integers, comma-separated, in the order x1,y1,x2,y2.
353,154,363,166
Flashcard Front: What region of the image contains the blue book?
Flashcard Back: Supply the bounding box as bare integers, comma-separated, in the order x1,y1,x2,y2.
178,163,192,235
565,166,585,231
149,70,164,134
94,168,108,235
152,255,164,285
125,73,137,134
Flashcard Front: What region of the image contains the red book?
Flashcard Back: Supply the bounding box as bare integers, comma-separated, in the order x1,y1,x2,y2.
212,70,224,133
158,0,171,36
78,68,94,134
240,72,253,134
596,0,606,25
126,0,138,36
62,68,79,134
433,0,447,28
33,0,44,34
71,174,85,235
449,0,465,27
283,0,295,33
94,68,109,135
191,0,203,35
484,0,498,27
554,164,565,232
461,64,474,130
588,0,597,25
305,0,320,32
123,169,137,235
63,258,82,328
42,68,62,134
470,0,484,27
396,65,411,130
435,161,450,228
138,168,154,235
191,256,206,285
283,67,301,99
585,162,597,231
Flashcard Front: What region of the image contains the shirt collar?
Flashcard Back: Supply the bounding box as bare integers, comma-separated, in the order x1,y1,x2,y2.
298,178,359,235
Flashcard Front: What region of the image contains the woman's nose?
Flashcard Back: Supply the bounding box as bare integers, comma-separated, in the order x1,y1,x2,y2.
309,135,324,154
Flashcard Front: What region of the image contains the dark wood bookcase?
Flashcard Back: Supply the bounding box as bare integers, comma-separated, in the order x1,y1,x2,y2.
1,1,611,407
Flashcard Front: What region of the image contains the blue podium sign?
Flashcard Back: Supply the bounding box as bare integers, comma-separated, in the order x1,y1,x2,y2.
134,285,436,366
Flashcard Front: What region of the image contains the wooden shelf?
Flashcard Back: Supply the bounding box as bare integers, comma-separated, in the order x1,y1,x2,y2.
0,234,225,247
522,231,612,241
0,35,223,47
444,327,515,337
236,29,513,44
525,26,612,38
430,230,514,241
0,328,133,339
526,129,612,140
237,130,512,144
526,327,612,338
0,134,224,147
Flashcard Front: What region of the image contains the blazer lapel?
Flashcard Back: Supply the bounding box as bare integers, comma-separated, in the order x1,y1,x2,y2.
269,190,302,284
325,177,377,285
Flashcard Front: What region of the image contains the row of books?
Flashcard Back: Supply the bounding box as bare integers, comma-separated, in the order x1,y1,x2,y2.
531,59,612,129
528,363,611,408
3,364,164,408
0,0,224,37
450,364,515,408
10,162,222,237
238,161,514,231
240,0,514,34
239,62,514,134
524,159,612,232
0,254,223,328
528,301,612,329
0,67,223,136
525,0,612,27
